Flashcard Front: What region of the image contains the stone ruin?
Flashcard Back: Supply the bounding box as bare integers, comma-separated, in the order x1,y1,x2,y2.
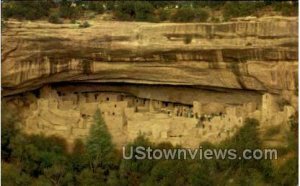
8,85,295,149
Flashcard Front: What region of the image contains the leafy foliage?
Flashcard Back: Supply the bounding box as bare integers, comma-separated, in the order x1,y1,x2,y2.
274,157,298,186
2,1,297,23
58,0,82,19
2,1,51,20
1,103,20,161
86,109,114,168
171,7,209,22
115,1,156,22
223,2,264,20
87,2,105,14
1,104,298,185
273,2,298,16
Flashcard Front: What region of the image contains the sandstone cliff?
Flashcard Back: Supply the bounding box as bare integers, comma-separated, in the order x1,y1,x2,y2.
2,17,298,148
2,17,298,97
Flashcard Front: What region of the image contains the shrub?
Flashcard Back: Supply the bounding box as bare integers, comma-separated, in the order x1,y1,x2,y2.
171,7,196,22
79,21,91,28
274,157,298,185
120,135,156,185
59,1,82,19
105,1,116,11
2,1,51,20
157,8,171,21
171,7,208,22
146,160,192,186
1,103,20,161
48,14,63,24
223,2,263,20
2,163,32,186
135,1,156,22
87,2,105,14
273,2,298,16
194,8,209,22
114,1,136,21
114,1,156,22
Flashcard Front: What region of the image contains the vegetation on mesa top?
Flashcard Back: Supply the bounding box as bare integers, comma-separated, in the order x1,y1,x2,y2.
1,101,298,185
1,1,298,25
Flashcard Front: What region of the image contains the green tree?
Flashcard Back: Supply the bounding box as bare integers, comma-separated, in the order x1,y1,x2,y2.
274,157,298,186
69,139,89,173
145,160,193,186
76,168,105,185
10,134,67,177
120,135,158,185
2,162,32,186
114,1,156,22
135,1,155,22
1,103,20,161
43,164,67,186
87,2,105,14
115,1,136,21
171,7,196,22
86,109,114,172
223,2,264,20
2,1,51,20
59,0,82,19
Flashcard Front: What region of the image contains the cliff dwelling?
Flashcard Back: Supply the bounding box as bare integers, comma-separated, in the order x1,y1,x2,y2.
1,1,299,185
3,83,296,149
2,16,298,149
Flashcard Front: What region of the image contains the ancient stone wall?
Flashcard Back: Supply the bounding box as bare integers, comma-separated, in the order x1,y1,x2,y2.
2,17,298,148
5,85,295,148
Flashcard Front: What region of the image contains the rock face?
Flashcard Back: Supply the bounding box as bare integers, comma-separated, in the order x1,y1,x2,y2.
2,17,298,148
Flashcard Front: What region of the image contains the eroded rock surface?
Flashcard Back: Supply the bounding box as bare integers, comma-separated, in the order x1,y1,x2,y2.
2,17,298,148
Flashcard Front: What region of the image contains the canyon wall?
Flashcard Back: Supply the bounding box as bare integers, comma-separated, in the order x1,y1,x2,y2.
2,16,298,148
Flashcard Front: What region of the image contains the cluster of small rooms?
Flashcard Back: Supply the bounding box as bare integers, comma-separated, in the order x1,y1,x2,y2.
7,86,295,148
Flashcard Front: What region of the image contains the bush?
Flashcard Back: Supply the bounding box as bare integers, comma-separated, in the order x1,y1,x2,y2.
1,103,20,161
157,8,171,21
171,7,196,22
135,1,156,22
274,157,298,185
273,2,298,16
114,1,156,22
145,160,192,185
171,7,208,22
223,2,263,20
194,8,209,22
59,1,82,19
2,163,32,185
114,1,136,21
79,21,91,28
2,1,51,20
48,14,63,24
87,2,105,14
120,135,156,185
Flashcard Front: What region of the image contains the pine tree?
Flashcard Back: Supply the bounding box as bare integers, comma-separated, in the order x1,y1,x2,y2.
86,109,114,172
